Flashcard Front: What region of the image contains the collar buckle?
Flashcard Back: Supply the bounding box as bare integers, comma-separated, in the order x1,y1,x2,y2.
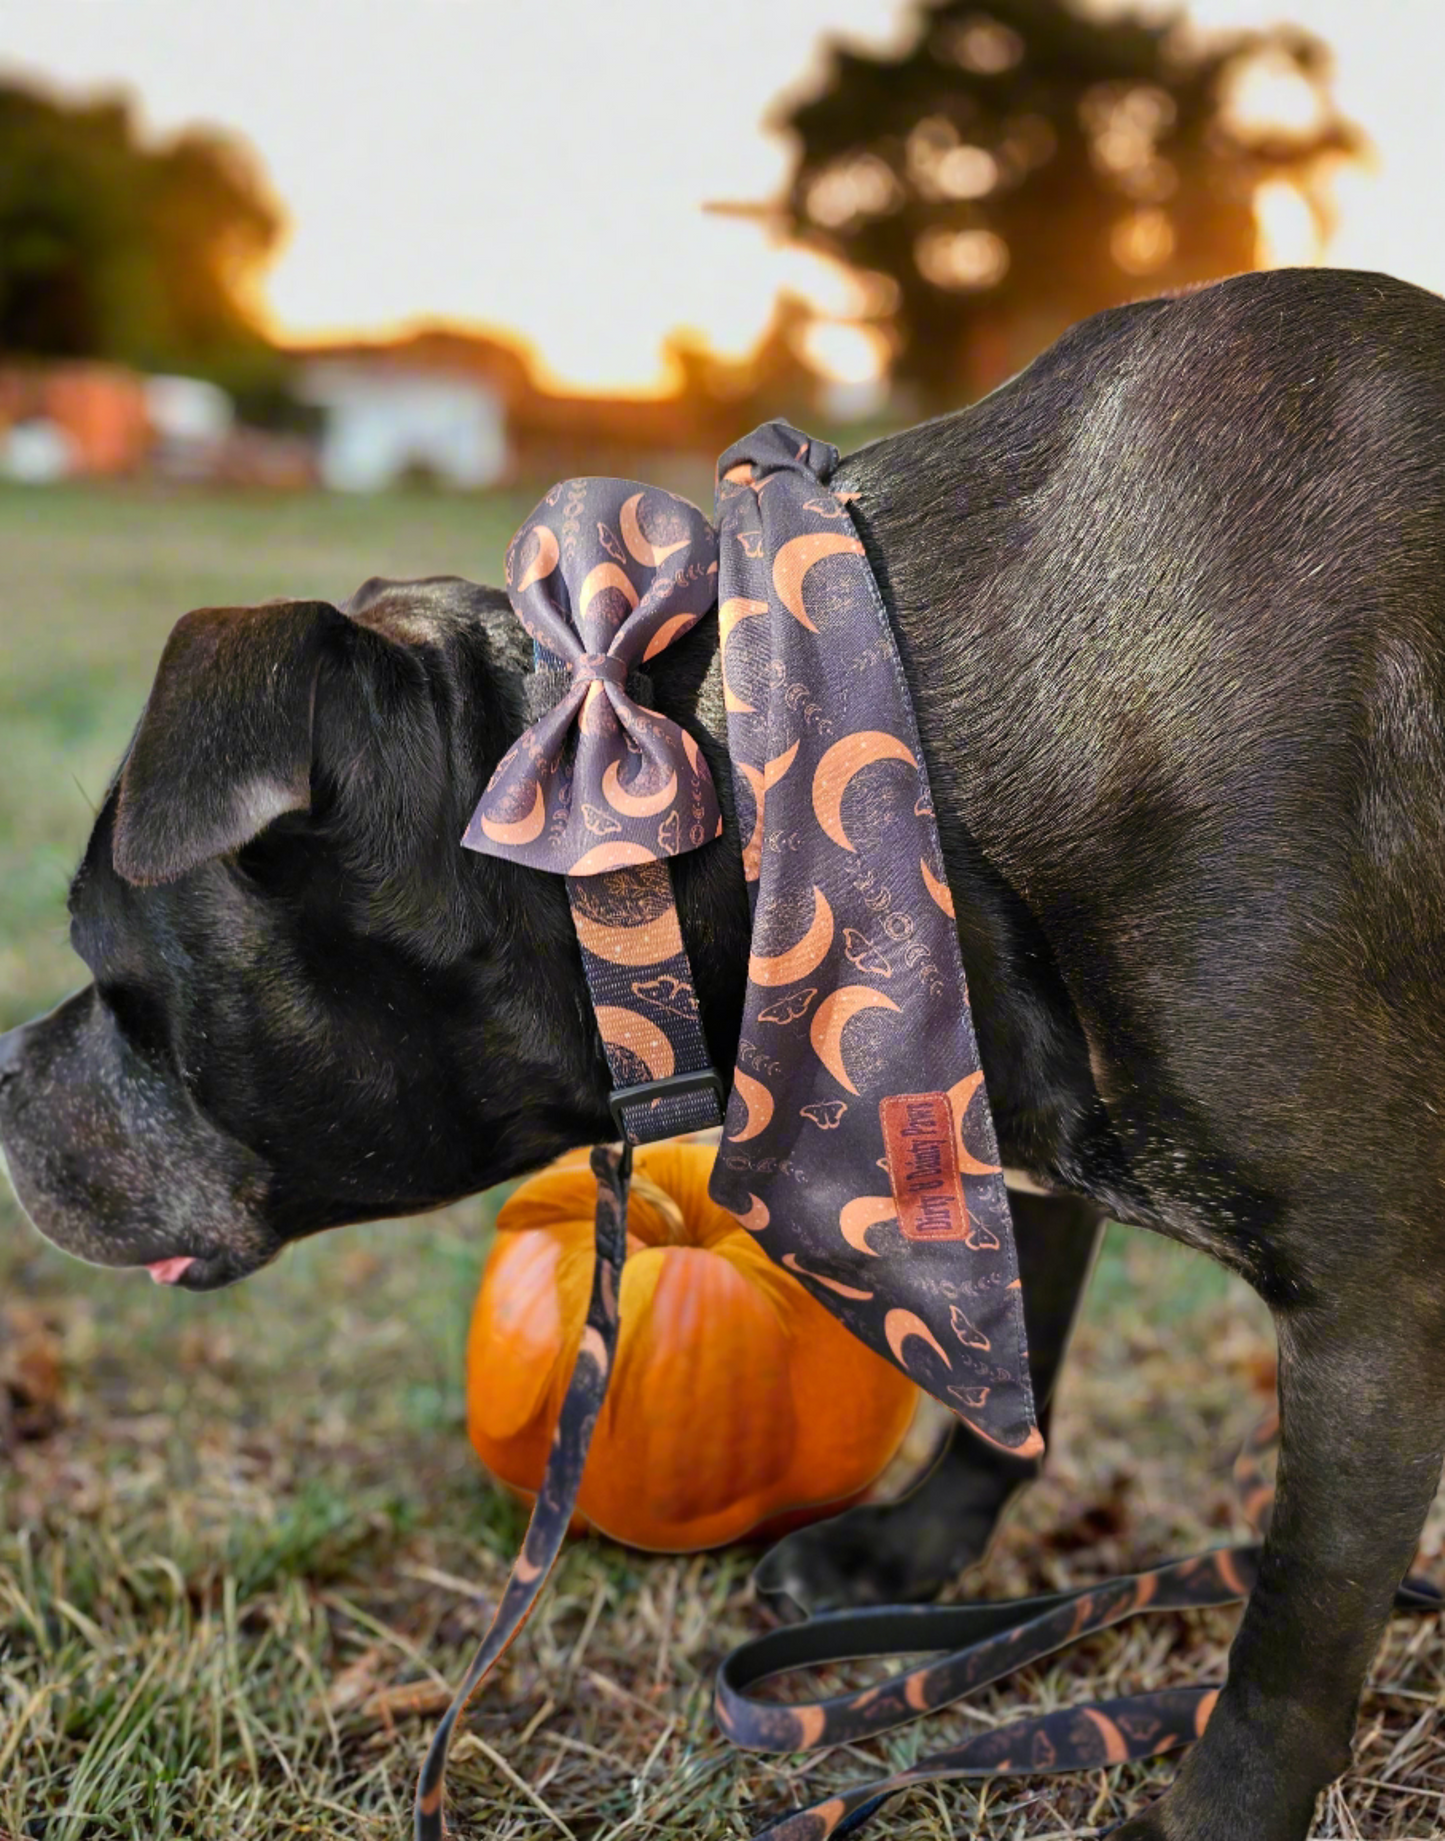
609,1067,725,1146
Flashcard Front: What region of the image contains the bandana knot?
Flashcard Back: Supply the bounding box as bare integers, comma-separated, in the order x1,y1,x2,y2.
573,652,629,687
462,478,722,877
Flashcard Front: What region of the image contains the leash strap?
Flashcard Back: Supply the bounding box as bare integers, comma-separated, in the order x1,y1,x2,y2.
414,1144,631,1840
566,858,723,1143
425,484,727,1832
715,1413,1442,1840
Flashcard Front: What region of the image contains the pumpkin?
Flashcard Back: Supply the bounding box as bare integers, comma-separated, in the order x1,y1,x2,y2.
466,1141,918,1553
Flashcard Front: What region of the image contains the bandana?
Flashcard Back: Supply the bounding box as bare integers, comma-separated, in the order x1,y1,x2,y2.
465,427,1038,1455
708,423,1039,1458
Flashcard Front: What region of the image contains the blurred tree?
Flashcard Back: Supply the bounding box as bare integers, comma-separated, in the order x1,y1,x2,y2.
663,294,826,438
766,0,1361,409
0,82,282,390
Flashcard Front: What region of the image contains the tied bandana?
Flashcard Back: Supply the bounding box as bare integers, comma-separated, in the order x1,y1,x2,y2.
707,423,1041,1459
461,429,1039,1457
464,477,721,876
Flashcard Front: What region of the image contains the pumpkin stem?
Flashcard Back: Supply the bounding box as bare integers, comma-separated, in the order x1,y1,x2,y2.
627,1173,690,1245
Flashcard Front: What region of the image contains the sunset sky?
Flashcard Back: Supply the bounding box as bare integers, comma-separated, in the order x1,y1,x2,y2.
3,0,1443,392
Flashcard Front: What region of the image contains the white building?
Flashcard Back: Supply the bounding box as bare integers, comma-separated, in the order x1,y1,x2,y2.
297,360,509,493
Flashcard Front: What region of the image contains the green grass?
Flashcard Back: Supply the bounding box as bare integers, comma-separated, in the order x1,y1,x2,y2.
1,484,1440,1839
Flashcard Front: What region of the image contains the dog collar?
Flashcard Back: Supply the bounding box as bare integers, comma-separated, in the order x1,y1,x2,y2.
420,422,1040,1837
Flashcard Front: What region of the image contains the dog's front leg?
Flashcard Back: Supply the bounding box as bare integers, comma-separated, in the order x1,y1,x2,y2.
754,1188,1104,1616
1114,1289,1445,1841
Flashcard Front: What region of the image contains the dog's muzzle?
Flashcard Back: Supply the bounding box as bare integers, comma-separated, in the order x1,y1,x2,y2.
0,989,280,1288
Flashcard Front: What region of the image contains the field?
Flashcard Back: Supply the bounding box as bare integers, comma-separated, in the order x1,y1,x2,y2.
1,483,1440,1840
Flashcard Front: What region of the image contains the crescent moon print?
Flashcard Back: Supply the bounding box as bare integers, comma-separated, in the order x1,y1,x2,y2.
642,614,698,662
810,986,902,1095
594,1006,675,1081
727,1068,775,1143
920,856,956,919
748,886,834,987
515,524,559,594
601,760,678,819
947,1071,1004,1176
620,491,688,568
738,740,799,882
579,562,639,622
728,1193,770,1233
773,532,865,632
568,840,657,876
478,782,546,847
571,905,684,968
781,1255,874,1301
1080,1709,1132,1765
718,596,768,712
812,732,918,852
884,1308,952,1371
839,1195,896,1255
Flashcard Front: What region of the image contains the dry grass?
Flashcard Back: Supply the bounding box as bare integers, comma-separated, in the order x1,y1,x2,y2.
1,483,1441,1839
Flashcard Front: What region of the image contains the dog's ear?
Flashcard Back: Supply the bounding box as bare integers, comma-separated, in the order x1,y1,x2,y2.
113,600,351,885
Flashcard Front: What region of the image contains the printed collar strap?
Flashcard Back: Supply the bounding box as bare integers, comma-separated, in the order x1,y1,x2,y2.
462,475,725,1145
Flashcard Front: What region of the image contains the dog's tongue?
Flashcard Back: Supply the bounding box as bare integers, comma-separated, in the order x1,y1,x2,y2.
146,1256,196,1285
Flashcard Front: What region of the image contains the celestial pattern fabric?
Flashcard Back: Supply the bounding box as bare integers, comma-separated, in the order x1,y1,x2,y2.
464,476,721,877
708,423,1041,1458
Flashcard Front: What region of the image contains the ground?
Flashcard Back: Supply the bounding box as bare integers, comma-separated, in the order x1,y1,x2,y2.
0,483,1440,1841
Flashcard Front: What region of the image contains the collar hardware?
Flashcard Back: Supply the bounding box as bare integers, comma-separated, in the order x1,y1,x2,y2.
609,1067,725,1146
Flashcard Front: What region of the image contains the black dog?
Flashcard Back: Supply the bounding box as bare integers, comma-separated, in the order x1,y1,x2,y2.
4,266,1444,1840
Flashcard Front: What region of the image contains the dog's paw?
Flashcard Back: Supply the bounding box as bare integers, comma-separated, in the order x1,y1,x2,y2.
753,1496,996,1619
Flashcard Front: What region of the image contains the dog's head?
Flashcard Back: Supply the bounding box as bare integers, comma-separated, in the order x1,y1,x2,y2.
0,577,734,1290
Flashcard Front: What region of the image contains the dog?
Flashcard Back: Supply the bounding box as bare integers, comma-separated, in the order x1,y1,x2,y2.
3,265,1445,1840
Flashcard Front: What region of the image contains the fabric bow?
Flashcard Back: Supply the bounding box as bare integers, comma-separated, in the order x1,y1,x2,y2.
462,478,721,877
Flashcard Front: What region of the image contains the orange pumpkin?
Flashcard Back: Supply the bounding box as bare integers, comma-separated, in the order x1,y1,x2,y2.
466,1141,918,1552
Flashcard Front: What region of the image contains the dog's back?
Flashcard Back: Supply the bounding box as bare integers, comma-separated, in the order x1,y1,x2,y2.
837,269,1445,1271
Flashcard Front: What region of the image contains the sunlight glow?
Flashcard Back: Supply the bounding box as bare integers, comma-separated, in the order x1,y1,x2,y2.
1254,179,1321,269
3,0,1444,395
1225,48,1330,142
800,320,890,386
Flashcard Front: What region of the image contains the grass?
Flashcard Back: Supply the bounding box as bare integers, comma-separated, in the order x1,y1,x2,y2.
1,482,1441,1839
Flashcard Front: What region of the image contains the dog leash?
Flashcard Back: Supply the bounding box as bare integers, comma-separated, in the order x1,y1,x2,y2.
416,1388,1439,1836
715,1408,1441,1839
414,1142,632,1838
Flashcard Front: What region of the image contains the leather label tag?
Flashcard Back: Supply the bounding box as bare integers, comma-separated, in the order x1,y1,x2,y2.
879,1091,970,1242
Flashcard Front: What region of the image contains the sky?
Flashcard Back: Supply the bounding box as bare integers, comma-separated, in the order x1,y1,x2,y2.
2,0,1443,393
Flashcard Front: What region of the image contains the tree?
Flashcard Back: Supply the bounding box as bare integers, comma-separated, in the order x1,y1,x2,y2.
0,82,282,390
768,0,1360,410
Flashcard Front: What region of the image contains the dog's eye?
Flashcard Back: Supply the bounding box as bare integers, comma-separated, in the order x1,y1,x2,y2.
230,818,311,892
